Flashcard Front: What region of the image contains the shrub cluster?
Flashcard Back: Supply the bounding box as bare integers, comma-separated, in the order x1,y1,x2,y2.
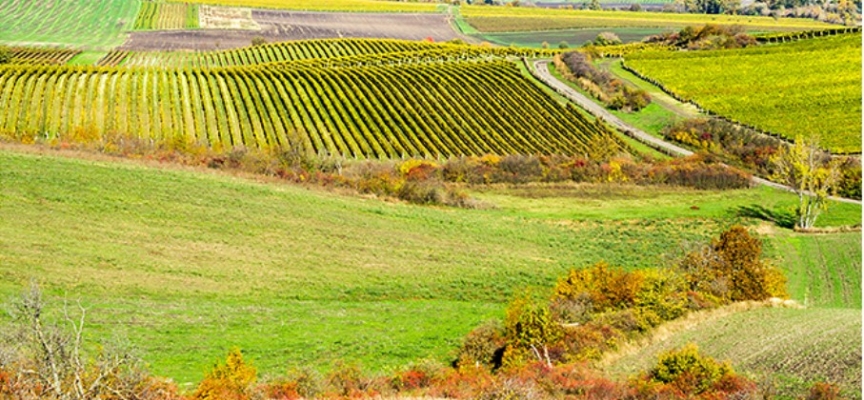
457,226,787,379
662,118,861,199
645,24,758,50
555,52,651,112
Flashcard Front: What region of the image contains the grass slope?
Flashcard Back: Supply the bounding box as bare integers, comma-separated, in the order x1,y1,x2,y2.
0,0,140,49
603,307,863,399
625,34,862,153
0,149,859,385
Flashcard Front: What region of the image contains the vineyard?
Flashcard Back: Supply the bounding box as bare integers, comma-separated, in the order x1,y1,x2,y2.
459,6,836,32
0,54,622,157
624,33,862,153
0,0,140,49
133,2,200,30
114,39,559,68
5,48,81,65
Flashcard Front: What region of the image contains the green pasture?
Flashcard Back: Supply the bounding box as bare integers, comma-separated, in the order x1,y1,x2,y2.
0,0,140,49
0,150,859,385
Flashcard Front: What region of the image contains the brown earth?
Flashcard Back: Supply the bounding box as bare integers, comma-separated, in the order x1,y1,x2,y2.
120,10,460,51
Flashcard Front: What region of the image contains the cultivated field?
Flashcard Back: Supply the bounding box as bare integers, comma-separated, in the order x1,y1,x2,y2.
625,33,862,153
1,150,859,383
604,307,862,399
0,0,140,49
460,6,837,32
133,2,200,30
122,10,462,51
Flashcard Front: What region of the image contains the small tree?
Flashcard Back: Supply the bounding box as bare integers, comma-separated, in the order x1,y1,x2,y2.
770,135,842,229
504,290,561,367
193,348,257,400
558,40,570,49
251,36,267,47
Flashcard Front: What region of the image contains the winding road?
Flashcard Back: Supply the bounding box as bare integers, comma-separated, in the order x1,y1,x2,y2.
529,59,862,206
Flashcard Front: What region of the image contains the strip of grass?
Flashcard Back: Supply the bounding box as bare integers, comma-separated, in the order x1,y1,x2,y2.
65,51,108,66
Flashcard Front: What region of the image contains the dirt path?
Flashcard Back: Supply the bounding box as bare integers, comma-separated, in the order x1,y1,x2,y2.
530,59,862,206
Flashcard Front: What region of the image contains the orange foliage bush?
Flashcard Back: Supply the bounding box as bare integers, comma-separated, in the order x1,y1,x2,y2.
553,262,645,315
192,348,257,400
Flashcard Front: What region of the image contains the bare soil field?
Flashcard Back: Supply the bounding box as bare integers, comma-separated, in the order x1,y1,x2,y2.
121,10,459,51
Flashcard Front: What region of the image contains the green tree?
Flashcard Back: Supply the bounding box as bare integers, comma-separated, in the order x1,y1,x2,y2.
770,135,842,229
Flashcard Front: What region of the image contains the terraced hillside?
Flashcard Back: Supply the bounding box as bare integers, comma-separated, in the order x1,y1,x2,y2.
0,0,140,49
624,33,862,153
604,307,862,399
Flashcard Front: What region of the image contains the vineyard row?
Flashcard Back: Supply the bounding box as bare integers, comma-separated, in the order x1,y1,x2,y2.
0,61,624,158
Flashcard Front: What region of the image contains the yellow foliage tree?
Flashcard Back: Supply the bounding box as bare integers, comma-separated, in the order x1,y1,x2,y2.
770,135,842,229
193,348,257,400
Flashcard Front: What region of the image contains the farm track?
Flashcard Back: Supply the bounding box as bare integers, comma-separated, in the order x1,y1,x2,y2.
531,59,862,206
121,11,459,51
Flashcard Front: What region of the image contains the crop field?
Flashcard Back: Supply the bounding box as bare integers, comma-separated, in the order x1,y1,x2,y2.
122,10,461,51
174,0,442,13
0,54,617,157
604,307,862,399
459,6,836,32
1,150,860,384
0,0,140,49
133,2,200,30
625,34,862,153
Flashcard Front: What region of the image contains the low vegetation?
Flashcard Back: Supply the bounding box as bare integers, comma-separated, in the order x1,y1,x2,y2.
624,33,862,153
555,51,651,112
133,2,199,30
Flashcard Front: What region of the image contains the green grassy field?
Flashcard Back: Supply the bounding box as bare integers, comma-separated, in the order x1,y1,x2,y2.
625,34,862,153
1,149,860,386
460,6,836,32
603,307,862,399
0,0,140,49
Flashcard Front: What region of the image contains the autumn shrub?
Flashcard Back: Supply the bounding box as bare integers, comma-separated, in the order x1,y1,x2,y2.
634,268,689,324
679,225,788,303
192,348,257,400
553,262,644,315
806,382,842,400
265,367,323,400
556,52,651,112
633,344,756,398
456,320,507,370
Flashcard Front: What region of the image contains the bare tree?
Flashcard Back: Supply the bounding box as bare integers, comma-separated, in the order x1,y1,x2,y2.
1,282,174,399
